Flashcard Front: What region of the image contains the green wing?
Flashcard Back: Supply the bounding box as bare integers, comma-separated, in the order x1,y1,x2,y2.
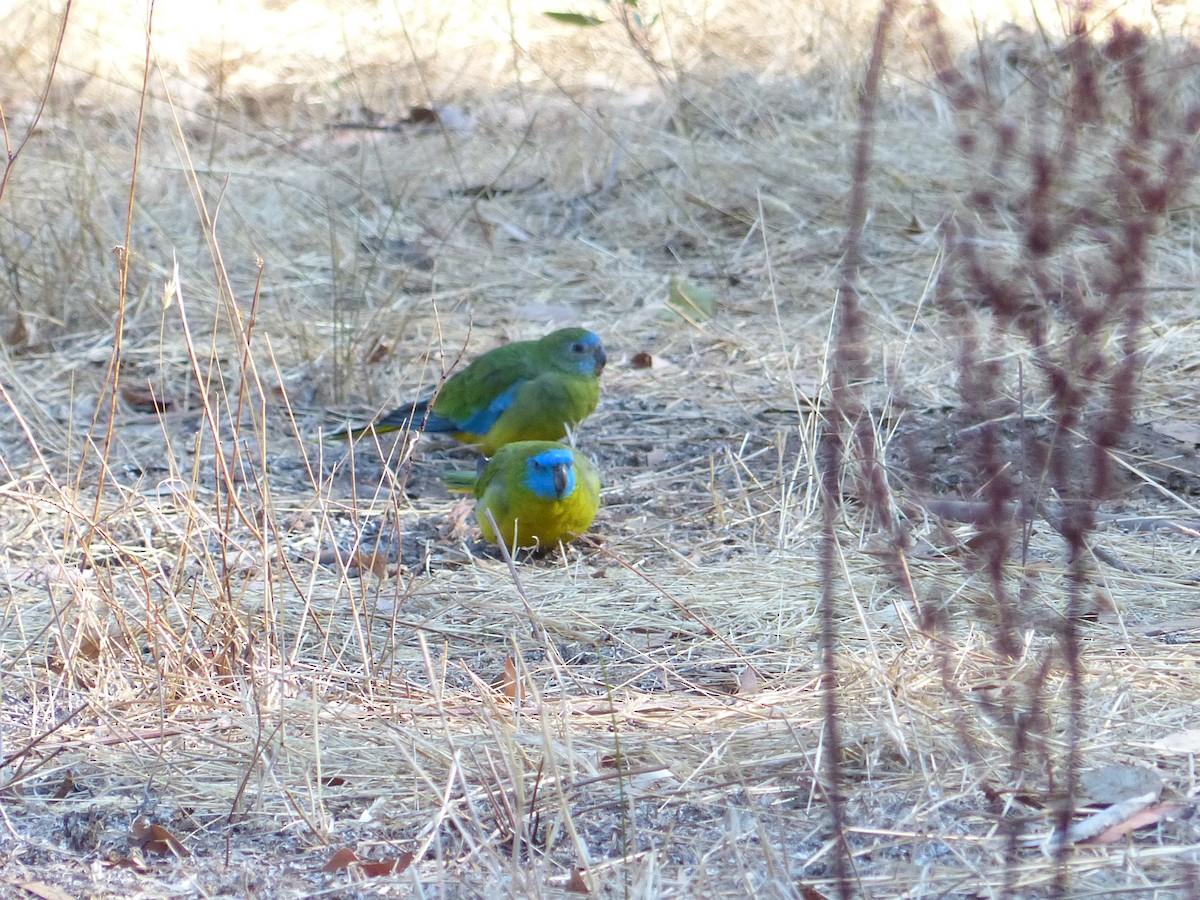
472,442,522,499
432,338,541,424
574,452,602,507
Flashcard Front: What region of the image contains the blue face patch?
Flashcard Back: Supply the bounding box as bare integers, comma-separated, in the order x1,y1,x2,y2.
563,331,604,374
525,448,576,500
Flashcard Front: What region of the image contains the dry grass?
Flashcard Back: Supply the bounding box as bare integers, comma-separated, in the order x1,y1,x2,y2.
2,1,1200,897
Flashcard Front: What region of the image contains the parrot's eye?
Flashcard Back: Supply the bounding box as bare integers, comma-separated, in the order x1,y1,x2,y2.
571,342,585,353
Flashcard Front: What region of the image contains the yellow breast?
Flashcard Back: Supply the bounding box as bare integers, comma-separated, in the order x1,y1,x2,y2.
477,481,598,548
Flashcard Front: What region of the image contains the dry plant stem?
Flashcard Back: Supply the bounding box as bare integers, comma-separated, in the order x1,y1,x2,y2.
955,316,1023,661
171,282,262,552
0,1,72,203
163,77,274,540
922,8,1200,895
0,702,87,775
483,508,544,636
821,4,898,898
76,1,153,556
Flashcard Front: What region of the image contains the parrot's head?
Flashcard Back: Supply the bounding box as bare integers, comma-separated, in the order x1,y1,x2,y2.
525,446,577,501
543,328,606,377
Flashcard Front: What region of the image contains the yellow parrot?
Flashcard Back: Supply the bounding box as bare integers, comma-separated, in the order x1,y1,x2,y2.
445,441,601,550
330,328,606,455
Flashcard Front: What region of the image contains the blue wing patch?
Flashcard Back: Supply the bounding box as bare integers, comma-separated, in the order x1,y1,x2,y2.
442,382,522,436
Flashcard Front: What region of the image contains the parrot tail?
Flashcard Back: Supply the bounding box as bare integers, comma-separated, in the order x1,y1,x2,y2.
442,470,478,494
325,399,432,442
443,455,489,493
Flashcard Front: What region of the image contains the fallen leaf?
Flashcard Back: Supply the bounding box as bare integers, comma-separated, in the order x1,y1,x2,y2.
361,852,414,877
1090,587,1119,619
357,796,388,824
130,816,189,857
51,771,76,800
1082,801,1185,846
666,276,719,323
1152,728,1200,754
322,847,413,877
346,549,389,579
630,768,677,792
736,666,759,695
322,848,360,872
1151,420,1200,445
17,883,74,900
544,11,604,26
366,340,391,364
77,632,102,662
121,383,174,413
1034,790,1159,848
105,854,149,873
631,351,677,370
406,106,438,125
499,655,520,701
7,312,34,350
565,867,590,894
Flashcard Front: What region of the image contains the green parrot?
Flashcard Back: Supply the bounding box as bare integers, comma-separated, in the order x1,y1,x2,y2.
444,441,601,549
330,327,607,455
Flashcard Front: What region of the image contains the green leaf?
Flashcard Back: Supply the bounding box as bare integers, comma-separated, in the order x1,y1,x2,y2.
543,11,605,26
665,277,720,323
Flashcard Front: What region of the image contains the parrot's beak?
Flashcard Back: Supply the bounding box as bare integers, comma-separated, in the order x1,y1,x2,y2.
553,463,571,498
593,345,607,374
